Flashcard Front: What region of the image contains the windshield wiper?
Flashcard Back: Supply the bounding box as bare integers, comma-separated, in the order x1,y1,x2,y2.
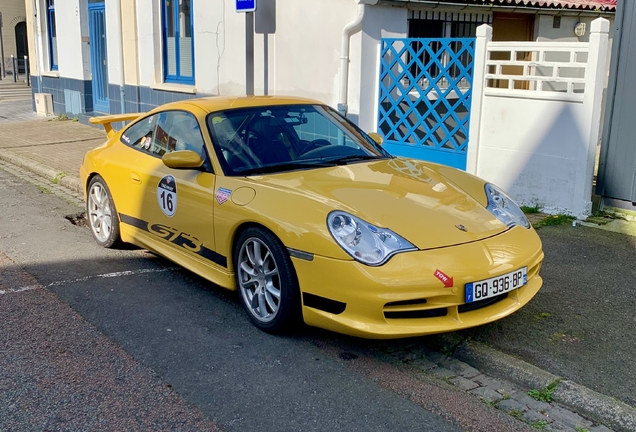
325,154,385,165
235,160,337,176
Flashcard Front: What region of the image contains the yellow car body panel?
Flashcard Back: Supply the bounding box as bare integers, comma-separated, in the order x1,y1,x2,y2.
80,95,544,338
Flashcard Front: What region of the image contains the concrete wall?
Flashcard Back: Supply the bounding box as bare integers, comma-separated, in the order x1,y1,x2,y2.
467,19,611,218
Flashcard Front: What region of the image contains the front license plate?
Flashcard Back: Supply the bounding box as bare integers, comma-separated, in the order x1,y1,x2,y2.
465,267,527,303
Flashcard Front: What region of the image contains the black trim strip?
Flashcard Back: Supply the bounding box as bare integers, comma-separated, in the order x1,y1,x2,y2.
303,292,346,315
200,246,227,268
119,214,148,231
119,213,227,268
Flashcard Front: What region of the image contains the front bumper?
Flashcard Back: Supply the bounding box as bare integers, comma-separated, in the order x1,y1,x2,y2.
293,226,543,339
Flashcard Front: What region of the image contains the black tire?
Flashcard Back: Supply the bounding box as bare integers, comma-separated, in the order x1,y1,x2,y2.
233,227,301,333
86,175,122,248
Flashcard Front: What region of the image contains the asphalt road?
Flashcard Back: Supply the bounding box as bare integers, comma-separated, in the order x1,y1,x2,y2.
0,165,531,431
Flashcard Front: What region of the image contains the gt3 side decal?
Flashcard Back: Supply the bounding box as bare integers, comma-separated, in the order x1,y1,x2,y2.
119,214,228,268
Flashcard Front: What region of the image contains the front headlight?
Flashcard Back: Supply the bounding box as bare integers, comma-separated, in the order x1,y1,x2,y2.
327,211,416,266
485,183,530,229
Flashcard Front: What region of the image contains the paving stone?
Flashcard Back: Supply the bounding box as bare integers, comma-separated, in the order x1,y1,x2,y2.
394,350,419,362
513,392,553,413
544,422,571,431
496,397,527,413
544,406,593,430
472,374,519,396
428,367,456,379
470,386,504,403
449,376,479,391
439,357,482,379
589,425,613,432
409,357,437,371
522,410,552,424
425,351,448,364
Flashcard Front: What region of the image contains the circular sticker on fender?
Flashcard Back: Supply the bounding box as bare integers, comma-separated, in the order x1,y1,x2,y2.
157,175,177,217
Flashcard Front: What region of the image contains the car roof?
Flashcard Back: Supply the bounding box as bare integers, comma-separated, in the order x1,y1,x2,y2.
160,95,324,114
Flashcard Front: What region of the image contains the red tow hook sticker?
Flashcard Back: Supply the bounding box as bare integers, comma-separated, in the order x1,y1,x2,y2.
434,269,454,288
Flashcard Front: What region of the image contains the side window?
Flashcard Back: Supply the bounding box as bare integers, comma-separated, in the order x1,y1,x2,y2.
121,111,210,170
154,111,206,157
121,114,158,151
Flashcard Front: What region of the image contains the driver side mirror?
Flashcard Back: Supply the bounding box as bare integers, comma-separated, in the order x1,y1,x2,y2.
368,132,383,146
162,150,204,169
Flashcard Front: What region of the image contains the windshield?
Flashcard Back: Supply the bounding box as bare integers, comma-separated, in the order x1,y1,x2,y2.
207,104,391,176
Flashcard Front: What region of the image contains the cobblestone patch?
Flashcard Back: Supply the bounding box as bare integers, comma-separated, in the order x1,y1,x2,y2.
381,346,615,432
0,160,84,209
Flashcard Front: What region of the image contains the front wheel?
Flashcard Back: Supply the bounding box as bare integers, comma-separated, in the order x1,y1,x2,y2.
86,175,122,248
234,227,301,333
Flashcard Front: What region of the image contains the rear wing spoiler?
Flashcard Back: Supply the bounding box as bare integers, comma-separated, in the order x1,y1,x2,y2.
89,113,145,139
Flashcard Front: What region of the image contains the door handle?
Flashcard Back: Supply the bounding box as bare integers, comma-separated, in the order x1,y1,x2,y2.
130,172,141,184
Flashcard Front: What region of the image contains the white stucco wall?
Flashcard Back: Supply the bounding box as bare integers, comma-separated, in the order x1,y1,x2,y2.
105,1,123,86
358,5,407,132
55,0,89,80
192,1,225,95
535,14,613,43
270,0,360,106
136,0,162,88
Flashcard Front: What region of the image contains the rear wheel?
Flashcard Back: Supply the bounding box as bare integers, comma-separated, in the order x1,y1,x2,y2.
87,176,121,248
234,227,301,333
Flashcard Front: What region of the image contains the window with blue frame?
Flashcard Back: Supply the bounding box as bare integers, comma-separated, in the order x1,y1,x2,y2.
46,0,58,70
162,0,194,84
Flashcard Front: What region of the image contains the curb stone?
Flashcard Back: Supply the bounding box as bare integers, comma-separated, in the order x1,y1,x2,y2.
451,339,636,432
0,149,83,195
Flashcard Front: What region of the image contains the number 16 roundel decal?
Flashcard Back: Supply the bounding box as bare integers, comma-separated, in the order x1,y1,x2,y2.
157,175,177,217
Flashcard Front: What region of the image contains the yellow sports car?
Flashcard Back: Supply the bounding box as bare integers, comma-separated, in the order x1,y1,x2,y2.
80,96,543,339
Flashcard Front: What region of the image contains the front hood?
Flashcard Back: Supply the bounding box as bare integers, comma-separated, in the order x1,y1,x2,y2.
253,158,508,250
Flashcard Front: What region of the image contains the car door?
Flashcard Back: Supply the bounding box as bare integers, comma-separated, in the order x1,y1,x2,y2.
119,109,221,270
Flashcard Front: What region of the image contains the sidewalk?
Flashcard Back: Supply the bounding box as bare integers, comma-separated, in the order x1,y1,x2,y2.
1,116,636,432
0,118,105,192
0,81,39,124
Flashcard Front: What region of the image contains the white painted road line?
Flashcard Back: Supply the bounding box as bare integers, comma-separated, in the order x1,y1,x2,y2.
0,267,179,296
0,286,38,295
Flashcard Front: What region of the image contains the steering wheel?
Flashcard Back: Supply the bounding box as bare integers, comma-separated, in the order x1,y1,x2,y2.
296,138,330,156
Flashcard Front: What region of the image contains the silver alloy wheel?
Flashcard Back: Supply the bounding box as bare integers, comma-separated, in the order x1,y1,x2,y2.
88,181,113,243
237,237,281,323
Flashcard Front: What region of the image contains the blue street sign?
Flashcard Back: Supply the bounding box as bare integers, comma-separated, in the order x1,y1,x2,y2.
236,0,256,12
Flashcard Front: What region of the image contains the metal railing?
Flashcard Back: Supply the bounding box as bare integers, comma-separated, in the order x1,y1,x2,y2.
0,55,31,86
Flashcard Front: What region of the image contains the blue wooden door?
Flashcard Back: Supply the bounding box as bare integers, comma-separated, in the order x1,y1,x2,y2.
378,38,475,170
89,3,109,113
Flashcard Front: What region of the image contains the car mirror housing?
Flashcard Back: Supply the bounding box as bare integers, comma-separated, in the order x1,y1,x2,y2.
162,150,204,169
368,132,383,146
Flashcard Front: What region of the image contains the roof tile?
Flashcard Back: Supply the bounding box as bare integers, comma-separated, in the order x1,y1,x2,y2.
472,0,616,11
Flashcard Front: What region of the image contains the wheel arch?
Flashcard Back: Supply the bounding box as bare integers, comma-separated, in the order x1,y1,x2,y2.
231,222,287,263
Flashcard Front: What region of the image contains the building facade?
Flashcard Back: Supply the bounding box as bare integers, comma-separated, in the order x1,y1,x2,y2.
25,0,615,132
1,0,28,76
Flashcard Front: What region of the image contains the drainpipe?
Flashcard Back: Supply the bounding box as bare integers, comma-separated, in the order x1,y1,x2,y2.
113,0,126,114
338,0,378,117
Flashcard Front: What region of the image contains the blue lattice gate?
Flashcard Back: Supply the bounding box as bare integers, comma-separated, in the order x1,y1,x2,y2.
378,38,475,169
